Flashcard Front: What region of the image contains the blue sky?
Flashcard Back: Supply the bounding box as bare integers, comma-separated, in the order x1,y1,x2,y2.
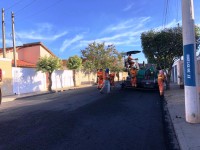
1,0,200,63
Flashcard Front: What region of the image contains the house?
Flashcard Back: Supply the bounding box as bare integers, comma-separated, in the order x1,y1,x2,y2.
171,59,183,85
171,56,200,88
0,42,56,68
0,42,58,96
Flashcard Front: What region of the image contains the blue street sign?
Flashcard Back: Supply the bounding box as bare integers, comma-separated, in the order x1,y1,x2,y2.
184,44,196,86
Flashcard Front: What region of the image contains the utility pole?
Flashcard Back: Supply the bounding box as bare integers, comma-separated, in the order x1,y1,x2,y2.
182,0,200,123
2,8,6,58
11,12,17,67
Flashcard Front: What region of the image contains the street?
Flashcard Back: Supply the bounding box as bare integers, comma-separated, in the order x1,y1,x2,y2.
0,86,171,150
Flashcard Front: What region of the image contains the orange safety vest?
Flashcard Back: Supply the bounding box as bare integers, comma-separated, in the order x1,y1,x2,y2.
130,69,137,78
97,71,103,79
109,73,115,86
158,74,165,85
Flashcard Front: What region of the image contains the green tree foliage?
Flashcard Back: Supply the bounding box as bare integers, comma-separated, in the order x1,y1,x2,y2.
141,26,200,82
81,42,123,72
36,56,62,91
67,55,82,70
66,55,82,86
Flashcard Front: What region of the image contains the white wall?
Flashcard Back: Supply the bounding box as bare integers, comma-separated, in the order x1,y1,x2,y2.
52,70,74,90
12,67,46,94
172,60,183,85
12,68,74,94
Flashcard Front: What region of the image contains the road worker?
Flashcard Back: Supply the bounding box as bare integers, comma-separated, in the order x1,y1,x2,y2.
127,54,135,68
158,70,165,98
130,66,137,87
109,72,115,87
126,54,139,69
97,69,104,89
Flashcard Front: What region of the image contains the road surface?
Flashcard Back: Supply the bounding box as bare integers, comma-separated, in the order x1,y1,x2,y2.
0,86,173,150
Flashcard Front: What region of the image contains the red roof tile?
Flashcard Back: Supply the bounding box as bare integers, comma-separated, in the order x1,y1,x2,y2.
12,60,36,68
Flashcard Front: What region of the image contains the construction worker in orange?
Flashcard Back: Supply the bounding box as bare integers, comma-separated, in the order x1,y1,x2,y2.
127,54,135,68
109,72,115,87
158,70,165,98
97,69,104,89
130,66,137,87
127,53,138,68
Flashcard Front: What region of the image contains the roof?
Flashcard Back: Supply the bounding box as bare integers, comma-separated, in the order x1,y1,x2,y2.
0,42,56,57
126,50,141,55
20,42,56,57
12,60,36,68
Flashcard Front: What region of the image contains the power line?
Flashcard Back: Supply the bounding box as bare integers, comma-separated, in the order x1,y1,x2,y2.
176,0,180,23
15,33,25,45
15,0,64,19
162,0,167,28
15,0,37,15
5,0,24,11
163,0,169,28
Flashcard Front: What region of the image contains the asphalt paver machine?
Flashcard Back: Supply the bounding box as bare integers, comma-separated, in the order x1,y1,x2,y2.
121,50,159,89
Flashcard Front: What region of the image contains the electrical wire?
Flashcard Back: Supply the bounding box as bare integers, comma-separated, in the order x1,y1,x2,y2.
15,0,64,19
5,0,25,11
162,0,167,28
176,0,179,22
163,0,169,28
15,33,25,45
15,0,37,15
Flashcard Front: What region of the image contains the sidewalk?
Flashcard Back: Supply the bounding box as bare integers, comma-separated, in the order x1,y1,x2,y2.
165,83,200,150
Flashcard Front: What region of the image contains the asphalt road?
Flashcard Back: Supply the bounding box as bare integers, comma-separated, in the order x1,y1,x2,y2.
0,86,169,150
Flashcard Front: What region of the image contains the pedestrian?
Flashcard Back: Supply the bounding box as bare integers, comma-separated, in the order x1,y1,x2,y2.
100,68,110,94
157,70,165,98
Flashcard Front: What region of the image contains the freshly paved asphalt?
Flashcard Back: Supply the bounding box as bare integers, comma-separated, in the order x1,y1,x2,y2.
0,86,173,150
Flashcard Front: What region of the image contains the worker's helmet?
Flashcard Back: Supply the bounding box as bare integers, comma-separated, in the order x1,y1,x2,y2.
132,65,136,69
159,70,164,74
105,68,109,73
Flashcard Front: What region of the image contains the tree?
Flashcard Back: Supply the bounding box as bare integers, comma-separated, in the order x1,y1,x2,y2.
141,26,200,86
36,56,62,91
81,42,123,72
66,55,82,86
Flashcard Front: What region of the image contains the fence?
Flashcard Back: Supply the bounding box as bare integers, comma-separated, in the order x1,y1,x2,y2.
12,67,74,94
9,67,128,95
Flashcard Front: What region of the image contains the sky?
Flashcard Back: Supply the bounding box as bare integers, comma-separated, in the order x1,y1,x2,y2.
1,0,200,63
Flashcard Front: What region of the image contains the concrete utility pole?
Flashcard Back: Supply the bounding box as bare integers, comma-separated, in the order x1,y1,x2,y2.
2,8,6,58
11,12,17,67
182,0,200,123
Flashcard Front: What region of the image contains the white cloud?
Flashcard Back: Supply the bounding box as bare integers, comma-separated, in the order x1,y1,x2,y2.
88,17,151,47
102,17,151,33
60,34,84,52
36,23,54,32
63,17,151,52
123,3,134,11
12,22,68,42
154,19,181,31
58,18,181,57
16,31,68,41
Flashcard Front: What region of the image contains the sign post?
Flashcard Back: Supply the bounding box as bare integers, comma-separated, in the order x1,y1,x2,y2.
182,0,200,123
